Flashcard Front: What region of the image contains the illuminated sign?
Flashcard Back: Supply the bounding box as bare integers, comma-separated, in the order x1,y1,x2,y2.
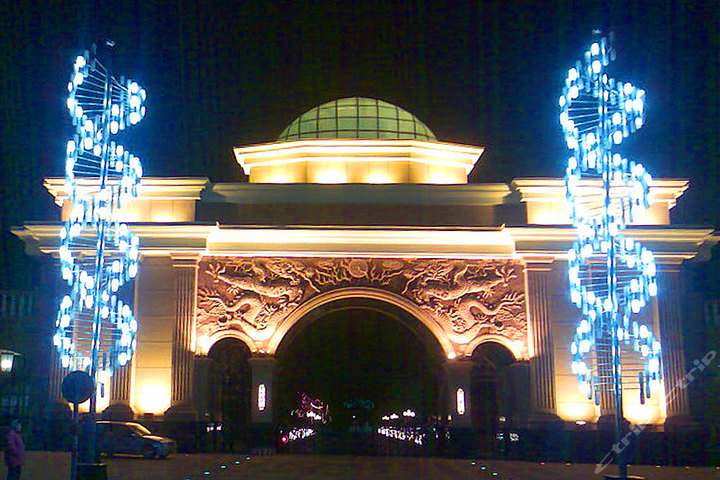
258,384,266,411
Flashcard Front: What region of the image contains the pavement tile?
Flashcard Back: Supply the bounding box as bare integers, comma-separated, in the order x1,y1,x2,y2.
14,451,720,480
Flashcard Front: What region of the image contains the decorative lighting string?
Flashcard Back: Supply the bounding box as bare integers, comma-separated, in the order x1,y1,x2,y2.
54,50,145,390
377,426,426,446
560,35,661,406
280,427,316,444
291,392,330,424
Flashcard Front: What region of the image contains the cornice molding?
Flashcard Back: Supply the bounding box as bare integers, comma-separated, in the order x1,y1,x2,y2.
13,223,716,263
512,177,689,209
43,177,210,206
205,182,512,206
234,139,485,173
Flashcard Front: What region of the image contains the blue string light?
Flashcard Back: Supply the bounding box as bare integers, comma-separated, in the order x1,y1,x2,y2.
54,49,145,382
561,35,662,406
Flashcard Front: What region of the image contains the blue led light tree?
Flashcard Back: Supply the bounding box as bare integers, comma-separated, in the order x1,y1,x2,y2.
560,33,661,479
55,47,146,462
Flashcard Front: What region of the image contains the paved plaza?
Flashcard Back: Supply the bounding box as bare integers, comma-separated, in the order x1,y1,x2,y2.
15,452,719,479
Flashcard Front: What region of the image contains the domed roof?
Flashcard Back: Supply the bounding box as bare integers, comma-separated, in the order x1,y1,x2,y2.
277,97,437,142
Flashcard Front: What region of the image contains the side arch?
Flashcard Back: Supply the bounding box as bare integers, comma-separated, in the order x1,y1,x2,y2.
465,334,523,361
266,287,454,358
205,328,258,354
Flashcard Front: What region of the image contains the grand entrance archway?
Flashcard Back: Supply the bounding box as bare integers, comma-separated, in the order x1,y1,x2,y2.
275,299,442,454
193,255,530,452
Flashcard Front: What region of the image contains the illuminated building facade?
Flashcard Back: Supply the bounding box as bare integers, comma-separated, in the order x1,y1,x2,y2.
13,97,716,439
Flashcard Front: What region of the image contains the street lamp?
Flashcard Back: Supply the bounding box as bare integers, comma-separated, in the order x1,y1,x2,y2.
0,350,19,374
0,350,21,418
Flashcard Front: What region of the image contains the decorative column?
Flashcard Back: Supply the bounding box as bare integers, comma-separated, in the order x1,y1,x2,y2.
109,364,131,403
249,356,277,424
106,269,137,420
503,361,532,427
48,348,65,403
657,265,691,427
442,360,474,428
526,261,562,427
249,356,278,450
105,363,134,420
165,255,199,420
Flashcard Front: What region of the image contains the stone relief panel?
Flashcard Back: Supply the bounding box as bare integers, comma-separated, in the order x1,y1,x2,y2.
196,257,527,349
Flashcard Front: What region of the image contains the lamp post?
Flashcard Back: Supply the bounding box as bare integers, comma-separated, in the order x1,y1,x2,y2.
0,350,19,374
54,44,146,465
0,350,20,417
560,32,662,480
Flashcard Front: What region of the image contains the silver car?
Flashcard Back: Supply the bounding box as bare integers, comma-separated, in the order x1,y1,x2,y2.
97,421,175,458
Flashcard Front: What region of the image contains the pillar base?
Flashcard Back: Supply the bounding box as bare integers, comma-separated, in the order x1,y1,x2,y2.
164,403,198,422
164,404,200,453
597,414,630,430
42,400,71,419
664,414,699,431
249,423,276,450
40,401,72,450
446,427,476,458
102,403,135,421
527,412,564,430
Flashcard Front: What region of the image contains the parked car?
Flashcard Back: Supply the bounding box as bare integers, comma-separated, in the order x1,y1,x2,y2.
97,421,176,458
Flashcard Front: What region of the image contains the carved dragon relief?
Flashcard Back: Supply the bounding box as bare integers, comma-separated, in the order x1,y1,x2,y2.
196,257,527,349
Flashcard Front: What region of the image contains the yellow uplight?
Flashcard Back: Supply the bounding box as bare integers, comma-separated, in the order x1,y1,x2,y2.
137,383,171,415
428,173,457,184
314,170,347,184
268,174,289,183
366,173,391,184
556,401,597,422
623,403,661,425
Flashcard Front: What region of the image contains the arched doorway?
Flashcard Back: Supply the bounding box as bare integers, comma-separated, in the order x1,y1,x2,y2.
470,341,516,455
275,297,444,454
204,338,252,451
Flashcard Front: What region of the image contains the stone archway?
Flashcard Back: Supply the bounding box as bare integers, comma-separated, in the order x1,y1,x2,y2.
269,287,451,358
202,338,252,451
274,301,443,454
470,342,517,428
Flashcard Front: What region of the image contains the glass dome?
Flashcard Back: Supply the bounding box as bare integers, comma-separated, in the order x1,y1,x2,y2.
277,97,437,142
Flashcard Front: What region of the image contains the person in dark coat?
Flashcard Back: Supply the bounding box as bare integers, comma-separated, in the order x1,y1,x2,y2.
5,420,24,480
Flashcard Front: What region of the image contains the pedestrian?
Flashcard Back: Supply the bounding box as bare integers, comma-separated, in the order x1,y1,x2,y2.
4,420,24,480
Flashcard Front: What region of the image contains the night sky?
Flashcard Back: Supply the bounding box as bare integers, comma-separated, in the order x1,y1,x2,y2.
0,0,717,289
